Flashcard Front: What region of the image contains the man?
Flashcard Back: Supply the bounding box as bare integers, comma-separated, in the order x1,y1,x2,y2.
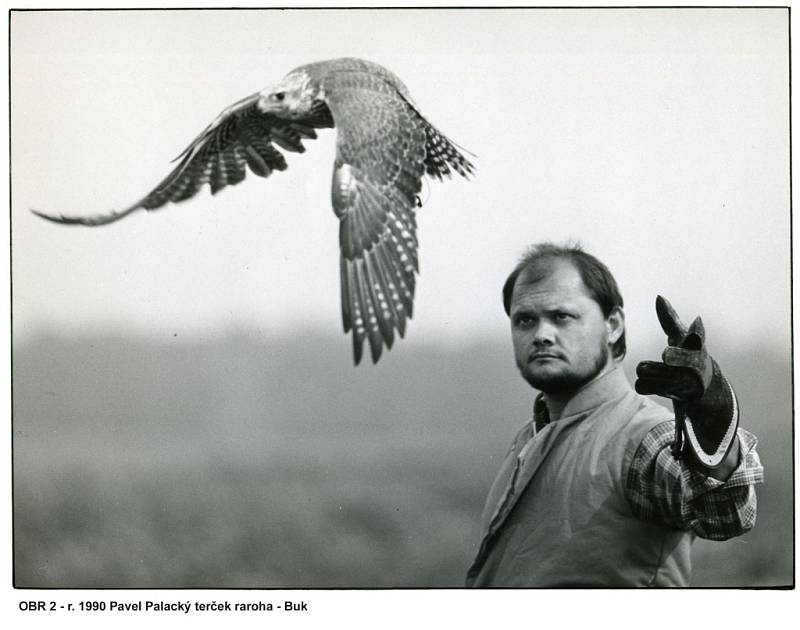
466,243,763,587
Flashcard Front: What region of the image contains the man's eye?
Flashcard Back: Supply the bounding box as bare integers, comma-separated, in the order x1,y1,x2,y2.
515,315,534,328
555,312,572,321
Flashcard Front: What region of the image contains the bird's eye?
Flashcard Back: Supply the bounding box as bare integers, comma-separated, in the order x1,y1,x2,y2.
273,92,286,102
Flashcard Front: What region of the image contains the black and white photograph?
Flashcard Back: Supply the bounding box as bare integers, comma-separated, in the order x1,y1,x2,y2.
6,4,794,621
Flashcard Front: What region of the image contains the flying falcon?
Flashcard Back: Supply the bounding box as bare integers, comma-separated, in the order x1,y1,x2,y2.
32,57,474,364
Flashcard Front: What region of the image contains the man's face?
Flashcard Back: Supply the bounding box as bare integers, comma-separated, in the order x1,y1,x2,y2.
510,258,622,396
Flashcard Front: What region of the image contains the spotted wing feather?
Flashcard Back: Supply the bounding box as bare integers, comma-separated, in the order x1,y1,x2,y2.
324,67,471,364
32,95,334,226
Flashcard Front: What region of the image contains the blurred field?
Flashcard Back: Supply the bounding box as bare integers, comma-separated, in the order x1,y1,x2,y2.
12,329,793,587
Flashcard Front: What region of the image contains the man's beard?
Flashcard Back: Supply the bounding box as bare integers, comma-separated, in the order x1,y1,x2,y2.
521,341,611,397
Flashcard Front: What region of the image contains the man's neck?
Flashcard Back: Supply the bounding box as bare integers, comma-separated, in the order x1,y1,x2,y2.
541,361,619,422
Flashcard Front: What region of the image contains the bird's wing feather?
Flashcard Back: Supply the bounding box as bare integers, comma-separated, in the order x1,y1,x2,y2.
317,60,475,181
324,70,429,364
31,94,334,226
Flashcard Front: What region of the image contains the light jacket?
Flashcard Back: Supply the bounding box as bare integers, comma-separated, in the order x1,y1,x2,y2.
466,367,693,587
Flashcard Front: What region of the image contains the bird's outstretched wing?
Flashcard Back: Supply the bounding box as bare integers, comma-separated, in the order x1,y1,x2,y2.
31,93,334,226
324,68,473,364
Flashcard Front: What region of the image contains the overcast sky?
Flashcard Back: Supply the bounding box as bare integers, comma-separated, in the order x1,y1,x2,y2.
10,8,790,357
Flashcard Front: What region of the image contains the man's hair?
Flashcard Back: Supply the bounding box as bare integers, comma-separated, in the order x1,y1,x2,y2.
502,242,626,359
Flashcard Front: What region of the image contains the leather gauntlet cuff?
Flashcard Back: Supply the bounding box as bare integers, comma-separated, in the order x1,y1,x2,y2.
683,359,739,469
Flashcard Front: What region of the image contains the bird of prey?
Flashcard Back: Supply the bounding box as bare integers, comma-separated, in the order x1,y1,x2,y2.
32,57,474,364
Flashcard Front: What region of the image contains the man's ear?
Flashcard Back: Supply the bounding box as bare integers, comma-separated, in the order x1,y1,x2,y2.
606,306,625,346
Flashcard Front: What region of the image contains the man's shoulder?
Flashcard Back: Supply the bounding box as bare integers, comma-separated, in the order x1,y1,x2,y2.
623,391,674,436
509,420,534,446
599,388,673,440
633,392,673,419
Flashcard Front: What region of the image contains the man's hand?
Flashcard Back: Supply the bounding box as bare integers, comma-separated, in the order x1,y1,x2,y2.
635,296,713,403
635,296,739,473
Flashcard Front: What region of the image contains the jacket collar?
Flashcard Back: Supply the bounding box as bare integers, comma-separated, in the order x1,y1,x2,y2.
534,365,631,431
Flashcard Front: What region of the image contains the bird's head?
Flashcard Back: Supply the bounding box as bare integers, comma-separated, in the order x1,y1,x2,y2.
257,71,320,118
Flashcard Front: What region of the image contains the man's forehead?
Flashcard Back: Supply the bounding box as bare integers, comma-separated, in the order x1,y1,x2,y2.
512,258,590,303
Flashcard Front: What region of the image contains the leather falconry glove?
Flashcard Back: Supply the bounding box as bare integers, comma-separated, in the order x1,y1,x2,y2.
635,296,739,469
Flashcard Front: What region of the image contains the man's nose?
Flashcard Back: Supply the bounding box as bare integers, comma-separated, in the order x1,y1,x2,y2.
532,321,556,346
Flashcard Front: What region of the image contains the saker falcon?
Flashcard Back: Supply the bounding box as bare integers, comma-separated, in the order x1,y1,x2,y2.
32,57,474,364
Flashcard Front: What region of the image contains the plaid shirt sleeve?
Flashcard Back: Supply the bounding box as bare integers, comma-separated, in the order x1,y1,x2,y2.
625,421,764,541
